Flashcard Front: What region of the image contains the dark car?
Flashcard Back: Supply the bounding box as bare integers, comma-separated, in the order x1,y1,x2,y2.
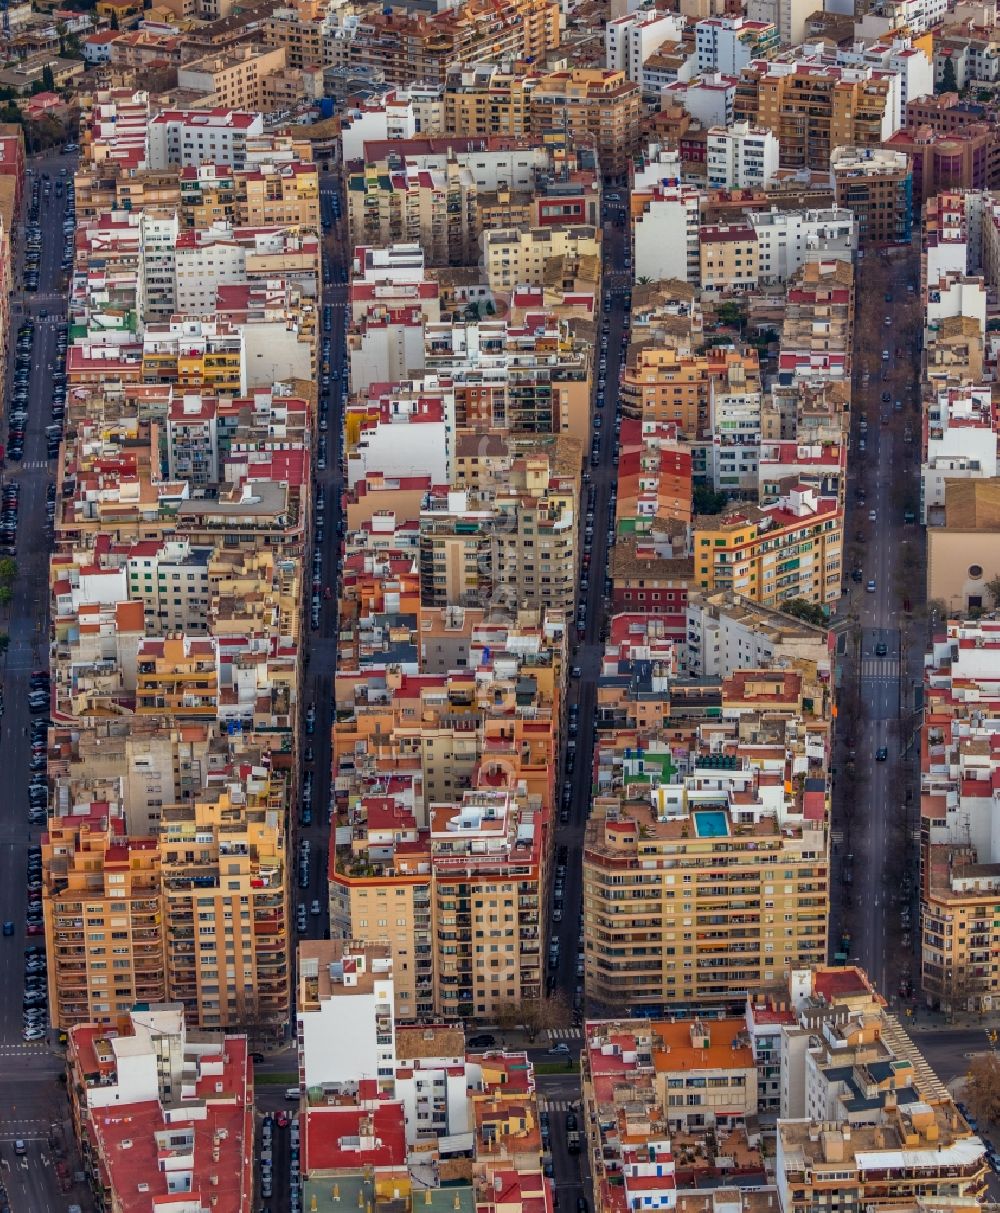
467,1033,497,1049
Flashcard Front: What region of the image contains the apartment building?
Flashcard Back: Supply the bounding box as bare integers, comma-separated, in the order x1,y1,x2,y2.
632,180,703,284
443,66,536,139
67,1005,253,1213
147,107,264,170
621,345,761,438
699,224,760,293
583,690,830,1011
347,0,561,88
159,772,289,1033
920,621,1000,1011
482,224,601,293
528,68,641,177
748,207,856,284
778,260,854,381
920,384,997,523
176,45,288,110
776,1112,987,1212
830,146,912,246
736,63,894,169
43,815,165,1032
418,449,578,617
296,940,396,1091
694,487,843,608
331,787,547,1022
707,122,780,188
696,17,778,74
346,156,480,269
684,588,831,678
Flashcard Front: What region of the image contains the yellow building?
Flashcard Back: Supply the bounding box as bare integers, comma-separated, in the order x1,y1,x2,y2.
42,817,166,1032
160,775,289,1033
583,755,829,1011
135,635,220,719
444,67,536,138
693,486,843,608
482,224,601,293
699,224,759,293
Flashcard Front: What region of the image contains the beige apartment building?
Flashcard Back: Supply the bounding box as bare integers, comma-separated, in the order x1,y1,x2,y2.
699,224,759,292
330,788,546,1022
43,818,166,1032
483,224,601,293
529,68,641,177
160,776,289,1034
444,67,536,139
176,45,288,111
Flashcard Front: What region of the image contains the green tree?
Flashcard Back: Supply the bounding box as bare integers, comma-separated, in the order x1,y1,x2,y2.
40,64,54,93
0,556,17,586
693,484,729,516
780,598,828,627
938,56,958,95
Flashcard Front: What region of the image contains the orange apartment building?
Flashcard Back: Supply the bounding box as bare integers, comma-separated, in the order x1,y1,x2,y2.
43,815,166,1032
735,64,893,170
620,345,761,438
529,68,641,178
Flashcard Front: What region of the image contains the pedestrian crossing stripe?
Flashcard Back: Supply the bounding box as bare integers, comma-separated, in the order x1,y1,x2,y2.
538,1099,578,1112
860,660,900,679
547,1028,582,1039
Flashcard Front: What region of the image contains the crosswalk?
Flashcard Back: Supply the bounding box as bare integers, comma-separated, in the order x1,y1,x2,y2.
860,659,900,680
15,461,49,471
538,1098,578,1113
547,1028,583,1040
0,1043,51,1055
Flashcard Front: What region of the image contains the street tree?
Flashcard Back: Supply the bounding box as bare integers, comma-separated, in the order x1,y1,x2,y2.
965,1053,1000,1123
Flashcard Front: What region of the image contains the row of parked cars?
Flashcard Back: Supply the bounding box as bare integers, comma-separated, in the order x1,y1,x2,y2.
258,1111,301,1209
23,846,47,1038
8,320,35,463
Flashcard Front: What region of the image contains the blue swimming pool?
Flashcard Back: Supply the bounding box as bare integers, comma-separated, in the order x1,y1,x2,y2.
693,811,729,838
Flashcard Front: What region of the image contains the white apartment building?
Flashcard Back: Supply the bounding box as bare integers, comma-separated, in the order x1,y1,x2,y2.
138,213,179,322
921,385,997,522
706,122,779,188
695,16,777,74
665,72,738,126
146,108,265,170
606,10,686,88
749,207,857,284
296,942,397,1092
339,89,420,162
633,182,702,282
684,590,830,677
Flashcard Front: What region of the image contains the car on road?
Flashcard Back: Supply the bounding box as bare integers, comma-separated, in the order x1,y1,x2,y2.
866,579,876,593
548,1042,570,1055
876,747,888,761
468,1033,496,1050
875,642,888,656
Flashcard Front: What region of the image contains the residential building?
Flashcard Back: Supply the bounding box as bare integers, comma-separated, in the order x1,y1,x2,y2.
736,62,895,170
749,207,856,284
147,107,265,170
296,940,396,1091
43,814,166,1032
66,1005,254,1213
482,224,601,293
632,180,703,283
747,0,815,45
605,11,687,93
442,67,537,140
175,45,288,111
699,224,760,293
583,671,831,1011
621,345,761,439
347,0,561,88
696,17,778,74
684,588,831,678
830,145,912,246
693,487,843,608
926,479,1000,613
921,384,997,524
529,68,641,177
707,122,780,189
